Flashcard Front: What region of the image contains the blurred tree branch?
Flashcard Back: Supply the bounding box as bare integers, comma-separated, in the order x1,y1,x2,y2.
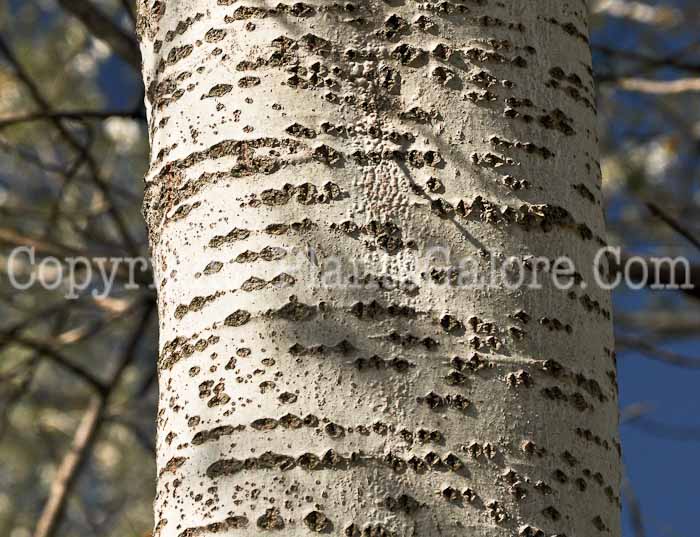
0,109,145,129
56,0,141,70
595,45,700,76
119,0,136,25
615,77,700,95
0,35,140,256
625,415,700,442
616,312,700,341
622,476,647,537
617,336,700,369
2,334,108,392
32,301,155,537
644,202,700,252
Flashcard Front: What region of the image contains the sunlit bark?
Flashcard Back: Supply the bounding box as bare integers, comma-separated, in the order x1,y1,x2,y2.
137,1,620,536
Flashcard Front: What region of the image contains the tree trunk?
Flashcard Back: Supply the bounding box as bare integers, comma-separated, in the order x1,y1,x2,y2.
137,1,620,536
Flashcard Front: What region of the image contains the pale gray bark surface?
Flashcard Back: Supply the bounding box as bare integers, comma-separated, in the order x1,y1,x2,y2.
137,1,620,536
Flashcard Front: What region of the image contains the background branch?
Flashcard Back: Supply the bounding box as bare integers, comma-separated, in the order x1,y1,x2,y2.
32,302,155,537
56,0,141,70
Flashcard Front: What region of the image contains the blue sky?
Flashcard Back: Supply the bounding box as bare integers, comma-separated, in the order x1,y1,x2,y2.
592,2,700,533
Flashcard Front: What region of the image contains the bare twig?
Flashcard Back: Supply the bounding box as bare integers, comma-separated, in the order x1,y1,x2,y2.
0,109,144,129
645,202,700,252
0,35,140,256
32,302,155,537
622,476,647,537
32,396,107,537
627,416,700,441
0,226,154,287
1,334,108,393
595,45,700,75
0,357,39,440
616,77,700,94
56,0,141,70
617,335,700,369
616,312,700,341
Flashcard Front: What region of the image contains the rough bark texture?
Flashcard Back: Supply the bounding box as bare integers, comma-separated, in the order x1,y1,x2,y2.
137,1,620,536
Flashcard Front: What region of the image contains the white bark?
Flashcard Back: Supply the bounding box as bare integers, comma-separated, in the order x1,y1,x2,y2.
137,1,620,536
